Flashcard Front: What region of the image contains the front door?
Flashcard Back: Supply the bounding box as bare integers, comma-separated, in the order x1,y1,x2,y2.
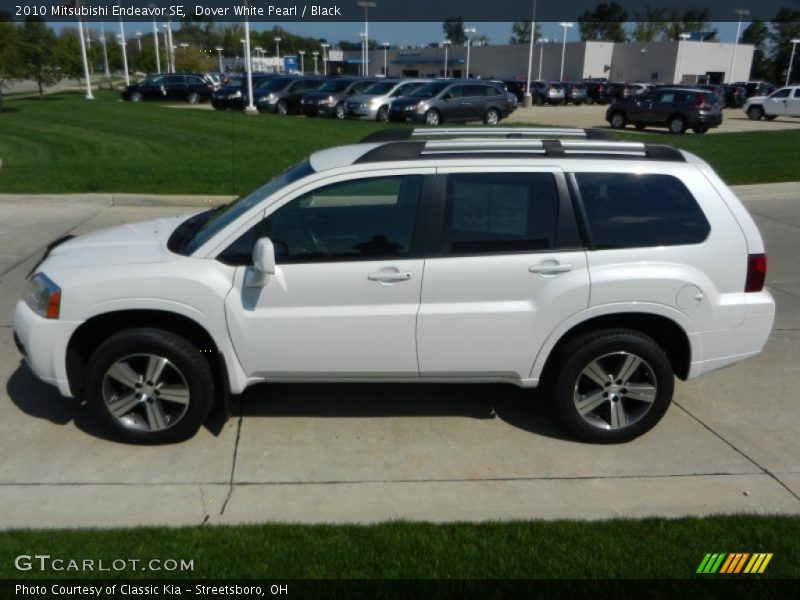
416,169,590,381
225,171,433,379
765,88,791,116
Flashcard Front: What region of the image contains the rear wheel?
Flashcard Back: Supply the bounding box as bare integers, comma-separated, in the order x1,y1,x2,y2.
376,105,389,123
130,91,143,103
187,92,200,105
552,330,674,443
334,103,345,119
668,115,687,134
276,100,289,115
609,111,626,129
585,96,595,106
747,105,764,120
85,329,215,444
424,109,441,125
485,108,500,125
535,95,544,106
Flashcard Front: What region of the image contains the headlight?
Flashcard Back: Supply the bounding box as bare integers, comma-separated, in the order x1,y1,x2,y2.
24,273,61,319
404,103,421,111
325,95,335,104
228,90,242,99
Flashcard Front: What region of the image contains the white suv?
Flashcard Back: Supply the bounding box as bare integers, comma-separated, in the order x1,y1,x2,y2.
12,128,775,444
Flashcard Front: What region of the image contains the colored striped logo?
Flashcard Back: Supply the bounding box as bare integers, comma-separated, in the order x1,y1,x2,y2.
697,553,773,574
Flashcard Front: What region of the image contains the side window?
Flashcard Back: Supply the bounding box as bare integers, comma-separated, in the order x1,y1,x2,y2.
575,173,710,249
771,88,791,98
148,75,166,86
463,85,484,97
440,173,559,256
794,89,800,98
446,86,463,98
657,92,676,103
263,175,423,263
166,75,184,85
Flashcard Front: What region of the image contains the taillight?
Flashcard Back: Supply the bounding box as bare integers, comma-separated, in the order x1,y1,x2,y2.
745,253,767,292
598,85,604,92
694,94,708,108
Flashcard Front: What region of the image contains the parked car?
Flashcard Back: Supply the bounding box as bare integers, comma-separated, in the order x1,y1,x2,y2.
345,79,428,122
722,84,747,108
300,78,378,118
388,81,511,125
211,73,274,110
13,127,774,444
606,87,723,134
502,80,527,102
249,76,325,115
694,84,727,107
121,73,215,104
531,81,566,105
743,85,800,120
733,81,777,99
583,80,614,105
489,80,520,110
607,82,638,102
563,82,588,105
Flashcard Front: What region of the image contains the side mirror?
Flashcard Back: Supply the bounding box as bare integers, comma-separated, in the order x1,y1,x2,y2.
246,237,276,287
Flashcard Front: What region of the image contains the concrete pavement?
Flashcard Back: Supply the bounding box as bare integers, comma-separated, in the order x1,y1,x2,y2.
0,184,798,528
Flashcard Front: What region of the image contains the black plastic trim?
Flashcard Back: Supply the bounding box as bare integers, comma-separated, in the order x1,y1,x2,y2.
355,141,426,163
644,144,686,162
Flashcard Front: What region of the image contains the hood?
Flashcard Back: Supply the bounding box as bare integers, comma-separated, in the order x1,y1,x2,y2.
40,215,189,271
303,90,342,101
347,93,382,104
391,96,425,107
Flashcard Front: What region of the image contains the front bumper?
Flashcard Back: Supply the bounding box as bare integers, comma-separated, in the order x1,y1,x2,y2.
345,104,378,120
11,301,80,397
389,109,425,123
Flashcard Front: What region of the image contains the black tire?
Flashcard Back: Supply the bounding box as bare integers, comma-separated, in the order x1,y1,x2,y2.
692,126,709,134
585,96,595,106
534,95,544,106
573,100,582,106
334,103,345,119
276,100,289,116
130,91,143,103
423,109,441,125
187,92,200,105
552,329,674,443
747,105,764,121
559,98,566,105
376,105,389,123
667,115,687,134
85,328,215,444
485,108,500,125
609,111,626,129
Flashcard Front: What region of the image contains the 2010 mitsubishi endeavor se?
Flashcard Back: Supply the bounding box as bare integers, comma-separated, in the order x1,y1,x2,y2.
12,128,775,444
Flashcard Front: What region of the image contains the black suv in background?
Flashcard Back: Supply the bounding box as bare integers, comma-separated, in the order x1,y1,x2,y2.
389,81,510,125
722,84,747,108
301,78,378,118
121,73,215,104
583,80,613,105
606,87,723,134
248,76,326,115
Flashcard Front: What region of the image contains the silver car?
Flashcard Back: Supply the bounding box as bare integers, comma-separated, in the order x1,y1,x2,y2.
345,79,428,122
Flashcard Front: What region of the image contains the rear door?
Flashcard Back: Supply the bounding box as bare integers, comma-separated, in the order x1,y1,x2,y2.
165,75,186,100
416,168,590,381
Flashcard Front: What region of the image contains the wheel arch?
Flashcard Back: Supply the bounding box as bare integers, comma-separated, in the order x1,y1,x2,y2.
533,310,693,385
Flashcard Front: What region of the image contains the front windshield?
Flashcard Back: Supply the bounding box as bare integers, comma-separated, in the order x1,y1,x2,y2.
318,80,352,93
363,81,395,95
176,160,314,256
409,82,449,98
226,75,244,88
256,77,293,91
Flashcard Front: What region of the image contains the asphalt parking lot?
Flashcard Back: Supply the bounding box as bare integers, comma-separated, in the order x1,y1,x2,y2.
1,184,799,528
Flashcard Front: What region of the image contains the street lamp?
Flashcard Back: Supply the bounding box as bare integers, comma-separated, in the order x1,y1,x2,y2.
464,28,476,79
136,31,142,52
359,33,367,76
312,50,319,75
788,39,800,86
215,46,224,72
76,11,94,99
162,24,173,72
525,0,538,107
537,38,548,80
151,16,161,73
117,3,130,87
357,1,376,76
728,9,749,84
274,37,282,73
381,42,389,76
442,39,451,78
321,43,330,76
100,24,110,79
676,33,691,84
298,50,306,74
558,22,573,81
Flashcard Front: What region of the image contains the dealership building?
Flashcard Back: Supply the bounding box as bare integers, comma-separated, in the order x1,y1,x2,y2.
339,40,754,84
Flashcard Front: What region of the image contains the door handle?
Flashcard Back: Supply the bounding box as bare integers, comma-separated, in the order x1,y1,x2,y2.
529,263,573,276
368,271,413,282
460,101,470,105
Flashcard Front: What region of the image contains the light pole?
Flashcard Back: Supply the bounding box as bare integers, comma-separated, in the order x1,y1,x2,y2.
359,33,367,76
298,50,306,74
788,39,800,86
464,28,476,79
76,11,94,99
100,24,110,80
558,22,573,81
242,1,256,114
677,33,691,84
357,1,376,76
164,21,174,73
321,43,330,75
537,38,548,80
162,24,172,72
312,51,319,75
442,39,451,78
525,0,538,107
381,42,389,76
136,31,142,52
215,46,224,72
274,37,282,73
728,9,749,84
152,17,161,72
117,3,130,86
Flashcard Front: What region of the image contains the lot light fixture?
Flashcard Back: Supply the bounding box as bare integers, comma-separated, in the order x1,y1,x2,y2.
464,28,476,79
215,46,224,72
298,49,306,74
359,32,367,76
357,1,376,76
728,9,750,84
787,39,800,86
100,24,110,80
442,39,451,78
676,33,691,84
117,3,130,87
275,37,282,73
76,8,94,99
241,1,256,113
558,22,573,82
537,38,548,80
381,42,390,76
150,12,161,73
321,43,330,76
136,31,142,52
312,50,319,75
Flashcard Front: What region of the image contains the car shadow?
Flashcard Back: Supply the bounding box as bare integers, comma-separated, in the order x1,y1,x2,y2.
5,361,228,441
238,381,574,441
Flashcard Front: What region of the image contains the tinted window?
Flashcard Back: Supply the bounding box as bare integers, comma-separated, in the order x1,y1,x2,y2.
318,79,353,92
261,175,423,263
771,88,791,98
575,173,710,249
257,77,293,91
187,76,205,85
445,86,464,98
441,173,559,256
363,81,395,94
148,75,166,85
166,75,184,85
463,84,487,96
794,89,800,98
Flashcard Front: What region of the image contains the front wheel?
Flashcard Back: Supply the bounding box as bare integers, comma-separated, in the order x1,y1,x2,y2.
276,100,289,115
668,115,687,134
552,330,674,443
376,106,389,123
609,111,626,129
85,329,215,444
130,91,143,103
334,103,345,119
585,96,595,106
187,92,200,105
424,109,441,125
747,105,764,120
485,108,500,125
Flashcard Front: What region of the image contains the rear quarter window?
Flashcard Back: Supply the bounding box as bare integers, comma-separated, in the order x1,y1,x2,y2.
575,173,710,249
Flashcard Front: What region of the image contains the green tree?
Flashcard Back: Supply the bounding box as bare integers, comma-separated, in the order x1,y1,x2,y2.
663,8,717,41
740,20,771,81
443,17,466,45
770,7,800,84
19,18,61,98
54,28,83,80
509,21,542,45
0,21,23,109
631,7,667,42
578,2,628,42
173,46,215,72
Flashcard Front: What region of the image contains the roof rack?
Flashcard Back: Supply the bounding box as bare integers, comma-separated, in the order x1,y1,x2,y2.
360,127,614,143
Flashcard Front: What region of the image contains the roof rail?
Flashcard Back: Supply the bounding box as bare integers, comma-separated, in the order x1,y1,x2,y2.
359,127,613,143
